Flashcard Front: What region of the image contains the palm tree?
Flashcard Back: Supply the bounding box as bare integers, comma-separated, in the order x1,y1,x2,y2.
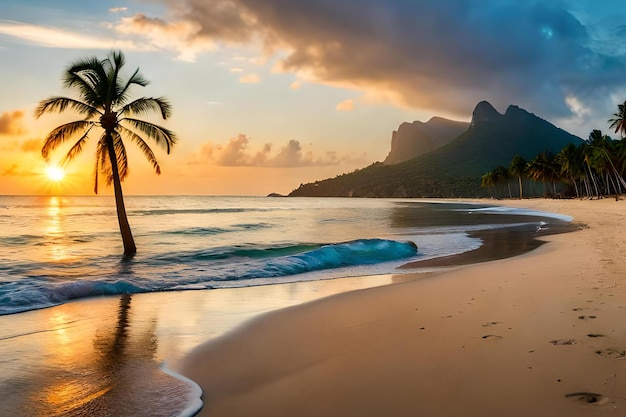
527,151,559,197
35,51,176,256
509,155,526,199
481,171,496,198
609,100,626,138
493,165,512,198
556,144,582,198
586,130,626,200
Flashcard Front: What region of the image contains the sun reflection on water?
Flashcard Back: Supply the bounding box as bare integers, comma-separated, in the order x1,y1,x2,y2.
44,196,72,262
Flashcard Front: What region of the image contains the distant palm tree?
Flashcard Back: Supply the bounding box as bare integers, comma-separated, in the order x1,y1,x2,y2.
609,100,626,138
527,151,559,197
493,165,512,198
35,51,176,256
586,130,625,200
509,155,526,199
556,144,582,198
481,171,496,198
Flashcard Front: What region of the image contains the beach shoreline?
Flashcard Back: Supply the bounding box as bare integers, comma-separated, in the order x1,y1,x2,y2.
179,198,626,417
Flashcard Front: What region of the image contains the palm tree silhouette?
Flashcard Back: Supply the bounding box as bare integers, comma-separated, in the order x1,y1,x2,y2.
35,51,176,256
509,155,526,200
609,101,626,138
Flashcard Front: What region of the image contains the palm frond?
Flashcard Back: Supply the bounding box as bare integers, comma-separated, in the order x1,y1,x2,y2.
105,51,124,106
119,97,172,119
117,67,150,105
118,125,161,174
64,57,108,105
121,118,177,153
41,120,95,159
94,137,109,194
35,97,100,119
61,125,95,166
111,132,129,183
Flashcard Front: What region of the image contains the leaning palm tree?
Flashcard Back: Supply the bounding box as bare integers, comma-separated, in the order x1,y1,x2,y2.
35,51,176,256
609,100,626,138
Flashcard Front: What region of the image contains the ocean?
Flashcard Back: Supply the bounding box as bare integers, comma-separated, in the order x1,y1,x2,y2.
0,195,571,317
0,196,572,416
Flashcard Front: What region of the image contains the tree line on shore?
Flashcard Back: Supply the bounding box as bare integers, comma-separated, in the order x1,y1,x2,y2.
481,102,626,200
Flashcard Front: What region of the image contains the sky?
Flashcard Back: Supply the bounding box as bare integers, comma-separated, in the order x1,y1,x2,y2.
1,0,626,196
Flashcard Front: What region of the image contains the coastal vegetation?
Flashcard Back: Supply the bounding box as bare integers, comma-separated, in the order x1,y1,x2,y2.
35,51,176,256
289,101,581,198
481,100,626,200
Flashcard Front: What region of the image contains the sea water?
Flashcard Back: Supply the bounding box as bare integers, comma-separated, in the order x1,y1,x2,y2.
0,196,571,416
0,195,572,316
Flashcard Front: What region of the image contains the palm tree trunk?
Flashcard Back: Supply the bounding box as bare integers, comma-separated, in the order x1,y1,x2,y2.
517,175,523,199
106,134,137,256
585,162,600,198
571,175,580,198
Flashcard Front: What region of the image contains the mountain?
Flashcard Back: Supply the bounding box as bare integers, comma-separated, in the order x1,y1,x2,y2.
289,101,583,198
383,116,469,164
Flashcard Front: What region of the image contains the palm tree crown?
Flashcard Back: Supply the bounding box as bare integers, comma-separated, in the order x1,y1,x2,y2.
36,51,176,256
609,101,626,138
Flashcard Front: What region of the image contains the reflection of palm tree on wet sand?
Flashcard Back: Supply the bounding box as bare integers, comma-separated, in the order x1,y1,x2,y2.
48,294,191,417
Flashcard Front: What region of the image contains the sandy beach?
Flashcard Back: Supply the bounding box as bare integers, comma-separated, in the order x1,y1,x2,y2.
179,198,626,417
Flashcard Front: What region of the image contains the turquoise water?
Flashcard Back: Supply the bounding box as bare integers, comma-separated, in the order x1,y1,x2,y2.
0,196,569,316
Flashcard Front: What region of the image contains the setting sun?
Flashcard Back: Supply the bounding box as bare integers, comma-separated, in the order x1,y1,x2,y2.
46,166,65,182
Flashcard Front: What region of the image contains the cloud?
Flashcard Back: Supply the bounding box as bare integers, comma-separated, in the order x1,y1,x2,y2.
138,0,626,125
0,163,37,177
0,110,25,135
113,14,213,61
239,73,260,83
336,99,355,112
20,138,41,153
290,81,301,90
190,134,351,167
110,7,128,13
1,164,19,176
0,20,139,50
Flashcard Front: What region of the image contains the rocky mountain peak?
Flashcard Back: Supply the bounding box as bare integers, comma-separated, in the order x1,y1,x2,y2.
470,101,501,127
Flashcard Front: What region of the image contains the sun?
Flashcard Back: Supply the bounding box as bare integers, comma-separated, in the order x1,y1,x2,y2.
46,166,65,182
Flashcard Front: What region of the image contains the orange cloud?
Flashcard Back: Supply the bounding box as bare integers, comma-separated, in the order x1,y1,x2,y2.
336,99,355,112
239,73,260,84
0,163,38,177
0,110,25,135
20,138,41,153
190,134,359,167
114,13,215,61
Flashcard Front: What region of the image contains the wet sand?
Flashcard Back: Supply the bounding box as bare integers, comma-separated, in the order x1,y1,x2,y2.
179,198,626,417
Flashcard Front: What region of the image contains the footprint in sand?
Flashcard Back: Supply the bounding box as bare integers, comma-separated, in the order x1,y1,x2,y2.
550,338,577,345
482,321,503,327
565,392,609,405
587,333,605,338
595,348,626,359
578,315,597,320
482,334,503,340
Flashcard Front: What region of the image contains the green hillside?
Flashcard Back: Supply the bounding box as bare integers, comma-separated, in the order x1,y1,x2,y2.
289,101,582,198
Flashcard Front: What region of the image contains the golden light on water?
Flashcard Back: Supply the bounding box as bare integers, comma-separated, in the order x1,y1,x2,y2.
45,196,71,262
